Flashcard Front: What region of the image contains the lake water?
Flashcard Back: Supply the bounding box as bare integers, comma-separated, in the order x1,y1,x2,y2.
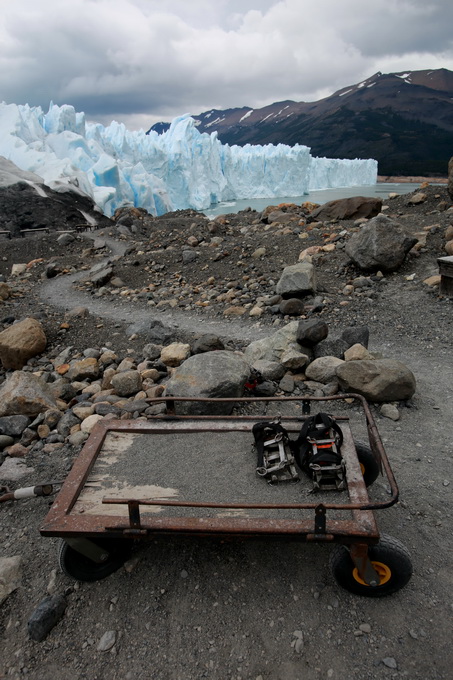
202,183,425,217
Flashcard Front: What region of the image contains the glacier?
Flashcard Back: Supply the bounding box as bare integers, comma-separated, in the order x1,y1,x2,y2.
0,102,377,217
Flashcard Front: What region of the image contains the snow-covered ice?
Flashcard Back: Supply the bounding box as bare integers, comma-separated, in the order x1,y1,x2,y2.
0,102,377,217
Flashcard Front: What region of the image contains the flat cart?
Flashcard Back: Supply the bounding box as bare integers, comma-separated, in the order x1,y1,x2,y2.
40,394,413,597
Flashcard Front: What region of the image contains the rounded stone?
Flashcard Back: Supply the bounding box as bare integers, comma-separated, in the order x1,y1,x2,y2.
80,414,104,433
0,435,14,450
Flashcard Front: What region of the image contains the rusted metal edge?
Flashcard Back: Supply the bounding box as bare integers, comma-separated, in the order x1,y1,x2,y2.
40,512,379,542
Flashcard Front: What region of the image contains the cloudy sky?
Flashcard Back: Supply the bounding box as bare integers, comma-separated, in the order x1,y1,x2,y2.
1,0,452,130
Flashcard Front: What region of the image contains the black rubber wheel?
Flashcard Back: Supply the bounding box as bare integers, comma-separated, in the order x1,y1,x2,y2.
329,534,413,597
58,538,131,582
354,441,380,487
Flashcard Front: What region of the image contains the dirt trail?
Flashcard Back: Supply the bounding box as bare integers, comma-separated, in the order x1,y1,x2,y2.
38,233,269,344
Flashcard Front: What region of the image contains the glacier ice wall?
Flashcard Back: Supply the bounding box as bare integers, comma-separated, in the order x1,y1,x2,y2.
0,102,377,217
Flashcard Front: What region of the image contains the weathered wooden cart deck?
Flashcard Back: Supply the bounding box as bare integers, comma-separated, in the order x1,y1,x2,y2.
41,395,398,545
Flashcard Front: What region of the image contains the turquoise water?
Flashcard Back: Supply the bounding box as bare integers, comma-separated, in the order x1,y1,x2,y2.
203,183,424,217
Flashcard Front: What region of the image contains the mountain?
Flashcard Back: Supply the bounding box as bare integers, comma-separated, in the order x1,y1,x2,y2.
149,69,453,176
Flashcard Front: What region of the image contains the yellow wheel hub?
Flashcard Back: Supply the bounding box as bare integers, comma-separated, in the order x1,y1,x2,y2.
360,462,366,475
353,561,392,586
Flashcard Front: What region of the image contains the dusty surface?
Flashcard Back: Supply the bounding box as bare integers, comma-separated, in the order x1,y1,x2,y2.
0,184,453,679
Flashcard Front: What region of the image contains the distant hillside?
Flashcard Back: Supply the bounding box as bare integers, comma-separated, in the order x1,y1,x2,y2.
150,69,453,176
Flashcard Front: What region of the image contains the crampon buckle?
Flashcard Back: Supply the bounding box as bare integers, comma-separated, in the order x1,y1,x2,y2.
255,428,299,484
308,437,346,491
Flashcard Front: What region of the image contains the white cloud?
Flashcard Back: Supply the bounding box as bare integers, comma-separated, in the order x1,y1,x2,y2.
0,0,452,129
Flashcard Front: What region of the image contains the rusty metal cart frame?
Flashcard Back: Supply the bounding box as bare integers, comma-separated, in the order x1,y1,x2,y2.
40,394,413,596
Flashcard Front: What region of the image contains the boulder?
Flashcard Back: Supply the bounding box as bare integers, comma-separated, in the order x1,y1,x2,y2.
341,326,370,349
278,298,306,315
280,349,309,371
110,370,143,397
82,261,113,287
127,319,176,345
335,359,416,402
305,356,344,384
164,350,250,415
0,415,31,437
309,196,382,222
0,318,47,370
344,344,373,361
57,411,81,437
28,595,67,642
0,457,34,480
276,262,316,299
67,357,100,381
80,414,104,434
407,192,427,205
314,337,349,359
251,360,285,382
0,372,58,417
266,210,298,224
192,334,225,354
160,343,191,367
296,319,328,346
345,215,418,272
244,321,312,365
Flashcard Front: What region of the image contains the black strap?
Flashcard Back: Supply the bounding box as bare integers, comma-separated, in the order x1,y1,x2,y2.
291,412,343,472
252,421,288,471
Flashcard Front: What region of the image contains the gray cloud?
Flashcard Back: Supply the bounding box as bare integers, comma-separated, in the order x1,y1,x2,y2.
1,0,452,129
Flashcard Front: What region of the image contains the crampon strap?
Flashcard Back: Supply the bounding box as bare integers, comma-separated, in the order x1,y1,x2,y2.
291,412,344,474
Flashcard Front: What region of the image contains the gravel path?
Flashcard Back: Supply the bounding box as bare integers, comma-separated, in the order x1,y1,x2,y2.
38,234,270,345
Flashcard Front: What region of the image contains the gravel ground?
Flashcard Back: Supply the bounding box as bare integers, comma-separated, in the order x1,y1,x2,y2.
0,184,452,680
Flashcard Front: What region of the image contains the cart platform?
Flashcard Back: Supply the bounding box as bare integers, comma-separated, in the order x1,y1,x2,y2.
41,395,413,596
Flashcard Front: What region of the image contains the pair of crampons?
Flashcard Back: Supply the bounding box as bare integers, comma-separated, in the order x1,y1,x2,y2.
252,412,345,490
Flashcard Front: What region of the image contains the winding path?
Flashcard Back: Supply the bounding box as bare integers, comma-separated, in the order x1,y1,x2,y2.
39,234,269,344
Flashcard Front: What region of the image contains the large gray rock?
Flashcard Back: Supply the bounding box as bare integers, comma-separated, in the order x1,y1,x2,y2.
309,196,382,222
0,372,58,417
251,360,286,382
345,215,418,272
57,411,81,437
110,369,143,397
0,415,30,437
127,319,176,345
305,356,344,384
192,334,225,354
0,318,47,370
276,262,316,299
164,350,250,415
67,357,100,381
341,326,370,349
314,337,349,360
244,321,312,365
296,319,329,346
0,457,34,480
28,595,67,642
335,359,416,402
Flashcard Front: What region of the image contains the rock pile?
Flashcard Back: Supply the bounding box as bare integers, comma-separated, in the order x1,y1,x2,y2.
0,312,417,479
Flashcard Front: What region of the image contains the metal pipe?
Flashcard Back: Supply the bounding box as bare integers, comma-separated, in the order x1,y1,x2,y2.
0,483,59,503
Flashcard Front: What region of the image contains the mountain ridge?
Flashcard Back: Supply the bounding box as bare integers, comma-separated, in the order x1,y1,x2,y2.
150,69,453,176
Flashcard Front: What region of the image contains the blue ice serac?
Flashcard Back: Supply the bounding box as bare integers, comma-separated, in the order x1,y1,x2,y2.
0,102,377,217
